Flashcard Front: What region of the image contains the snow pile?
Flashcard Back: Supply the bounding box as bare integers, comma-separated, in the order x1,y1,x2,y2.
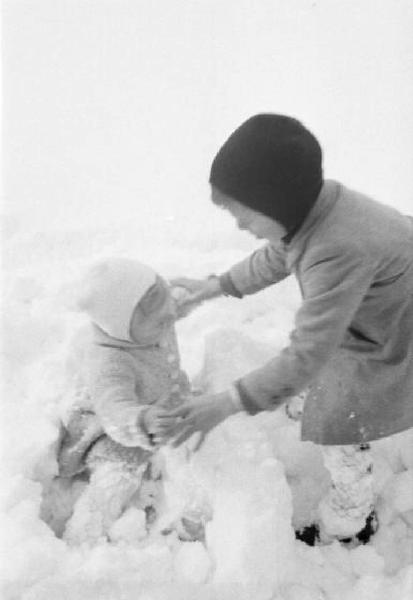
1,223,413,599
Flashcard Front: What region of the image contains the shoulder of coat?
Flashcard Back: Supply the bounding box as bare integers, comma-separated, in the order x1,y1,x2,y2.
88,344,140,378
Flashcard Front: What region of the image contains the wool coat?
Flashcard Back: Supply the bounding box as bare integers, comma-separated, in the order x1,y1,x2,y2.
221,180,413,445
58,324,190,477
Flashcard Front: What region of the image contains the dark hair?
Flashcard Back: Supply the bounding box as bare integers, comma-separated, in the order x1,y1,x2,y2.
209,114,323,237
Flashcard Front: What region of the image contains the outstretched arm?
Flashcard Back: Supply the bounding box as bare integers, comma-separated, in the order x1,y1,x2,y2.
166,244,376,449
236,245,375,413
220,242,290,298
171,242,290,316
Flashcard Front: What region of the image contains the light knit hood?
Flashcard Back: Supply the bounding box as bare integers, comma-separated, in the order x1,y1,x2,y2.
76,258,157,342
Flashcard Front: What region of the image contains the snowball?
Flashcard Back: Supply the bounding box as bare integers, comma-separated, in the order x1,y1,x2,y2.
4,222,413,600
348,545,385,577
204,420,296,592
340,570,413,600
382,470,413,514
173,541,212,583
109,507,148,543
281,582,326,600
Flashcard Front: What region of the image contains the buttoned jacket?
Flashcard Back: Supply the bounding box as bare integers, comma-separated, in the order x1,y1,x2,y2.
58,324,189,476
226,180,413,444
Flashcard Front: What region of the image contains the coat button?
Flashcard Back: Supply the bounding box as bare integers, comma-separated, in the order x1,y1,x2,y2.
167,354,177,363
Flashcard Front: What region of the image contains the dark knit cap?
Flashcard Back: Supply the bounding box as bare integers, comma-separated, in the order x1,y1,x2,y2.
209,114,323,237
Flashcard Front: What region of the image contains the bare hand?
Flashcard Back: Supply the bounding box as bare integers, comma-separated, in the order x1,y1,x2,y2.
170,277,222,318
141,406,177,446
162,392,240,451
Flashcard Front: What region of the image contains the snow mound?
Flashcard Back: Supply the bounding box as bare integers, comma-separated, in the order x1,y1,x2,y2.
2,226,413,600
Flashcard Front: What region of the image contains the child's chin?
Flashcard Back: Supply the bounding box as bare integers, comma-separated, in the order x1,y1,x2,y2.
133,333,162,345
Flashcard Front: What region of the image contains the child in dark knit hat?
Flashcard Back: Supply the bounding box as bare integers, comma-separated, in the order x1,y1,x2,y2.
166,114,413,545
56,258,210,545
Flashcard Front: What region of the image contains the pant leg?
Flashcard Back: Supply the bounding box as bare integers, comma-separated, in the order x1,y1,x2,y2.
161,447,213,541
63,438,149,545
318,444,374,539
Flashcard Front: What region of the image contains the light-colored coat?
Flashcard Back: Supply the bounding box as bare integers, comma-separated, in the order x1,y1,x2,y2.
225,180,413,445
58,324,190,476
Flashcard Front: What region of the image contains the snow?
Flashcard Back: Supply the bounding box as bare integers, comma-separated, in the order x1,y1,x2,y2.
2,1,413,596
108,508,148,544
1,221,413,600
173,542,212,584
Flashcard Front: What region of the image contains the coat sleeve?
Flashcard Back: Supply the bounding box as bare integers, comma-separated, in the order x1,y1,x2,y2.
88,350,153,449
236,245,376,413
220,243,291,297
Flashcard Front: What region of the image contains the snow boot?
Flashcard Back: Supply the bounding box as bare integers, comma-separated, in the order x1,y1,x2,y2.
295,524,320,546
295,511,378,547
339,510,379,545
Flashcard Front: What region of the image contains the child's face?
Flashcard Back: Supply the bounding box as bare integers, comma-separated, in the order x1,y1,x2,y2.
130,277,177,345
211,187,287,243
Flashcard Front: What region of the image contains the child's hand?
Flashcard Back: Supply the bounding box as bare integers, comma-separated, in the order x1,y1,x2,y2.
170,277,222,318
162,391,241,451
140,406,177,446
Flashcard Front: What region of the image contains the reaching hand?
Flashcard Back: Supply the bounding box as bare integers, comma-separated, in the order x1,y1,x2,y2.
170,276,222,318
162,392,241,451
140,406,177,446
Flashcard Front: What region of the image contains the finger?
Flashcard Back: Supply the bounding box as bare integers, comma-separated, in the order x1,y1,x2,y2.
192,432,207,452
156,417,179,428
153,434,168,445
155,424,175,437
164,405,192,418
162,418,192,439
172,427,197,448
169,277,200,290
157,413,182,420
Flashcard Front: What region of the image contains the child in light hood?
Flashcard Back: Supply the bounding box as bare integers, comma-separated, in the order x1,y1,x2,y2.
58,258,206,544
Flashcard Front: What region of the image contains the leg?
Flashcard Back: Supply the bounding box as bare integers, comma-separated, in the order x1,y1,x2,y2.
133,455,164,525
64,459,147,545
160,449,212,542
40,474,88,537
318,444,375,540
63,436,151,546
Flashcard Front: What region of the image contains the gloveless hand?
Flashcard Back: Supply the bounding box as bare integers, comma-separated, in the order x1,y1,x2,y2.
169,276,222,318
140,406,177,446
162,391,241,451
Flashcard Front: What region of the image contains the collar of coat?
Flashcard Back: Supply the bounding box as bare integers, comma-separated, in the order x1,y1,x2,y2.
91,323,164,350
284,179,341,254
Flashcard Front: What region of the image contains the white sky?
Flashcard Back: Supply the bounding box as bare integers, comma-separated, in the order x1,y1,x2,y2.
3,0,413,231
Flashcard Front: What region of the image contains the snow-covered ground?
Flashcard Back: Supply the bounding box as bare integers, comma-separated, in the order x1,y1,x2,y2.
1,217,412,600
3,2,413,598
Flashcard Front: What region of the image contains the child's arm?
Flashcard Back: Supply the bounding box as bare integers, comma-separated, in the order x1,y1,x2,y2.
219,242,290,298
234,244,375,413
89,350,154,450
170,243,290,315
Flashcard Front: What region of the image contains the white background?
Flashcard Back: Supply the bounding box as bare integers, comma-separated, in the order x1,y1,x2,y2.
3,0,413,234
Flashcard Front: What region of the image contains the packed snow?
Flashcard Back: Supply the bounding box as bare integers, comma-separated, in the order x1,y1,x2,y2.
1,215,412,600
